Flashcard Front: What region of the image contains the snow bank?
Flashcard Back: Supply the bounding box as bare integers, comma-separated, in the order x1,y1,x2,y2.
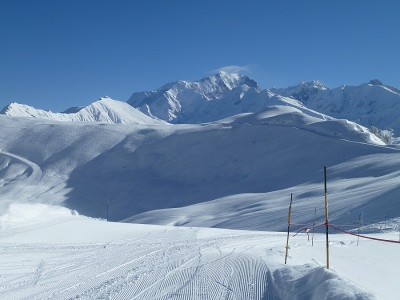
0,203,78,227
272,265,375,300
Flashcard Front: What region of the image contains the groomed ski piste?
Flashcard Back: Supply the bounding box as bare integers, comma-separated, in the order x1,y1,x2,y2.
0,203,398,300
0,101,400,299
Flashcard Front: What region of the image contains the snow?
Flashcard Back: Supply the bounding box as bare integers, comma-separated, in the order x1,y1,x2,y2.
272,80,400,136
0,105,394,223
0,204,398,299
0,108,399,298
1,98,167,125
0,73,400,298
0,203,77,227
126,72,400,136
128,72,268,123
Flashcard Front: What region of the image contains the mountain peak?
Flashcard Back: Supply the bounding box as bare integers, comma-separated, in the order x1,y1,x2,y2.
369,79,384,86
1,102,51,116
365,79,400,95
299,80,328,90
217,71,259,89
156,72,258,94
270,80,328,104
127,72,262,123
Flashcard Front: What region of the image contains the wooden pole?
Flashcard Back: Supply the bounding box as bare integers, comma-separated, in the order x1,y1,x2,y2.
357,213,361,246
285,193,293,264
324,166,330,269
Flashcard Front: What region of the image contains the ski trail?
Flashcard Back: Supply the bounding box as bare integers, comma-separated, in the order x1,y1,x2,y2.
0,150,42,185
0,222,281,300
0,150,43,198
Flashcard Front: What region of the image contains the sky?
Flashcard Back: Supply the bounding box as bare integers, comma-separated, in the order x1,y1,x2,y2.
1,0,399,112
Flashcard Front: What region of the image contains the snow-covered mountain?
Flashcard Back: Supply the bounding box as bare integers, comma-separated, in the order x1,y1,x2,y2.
4,73,400,139
1,97,167,125
271,79,400,135
128,71,292,124
128,73,400,137
270,80,329,102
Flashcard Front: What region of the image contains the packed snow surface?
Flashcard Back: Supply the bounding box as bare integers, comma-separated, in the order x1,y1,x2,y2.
0,203,398,299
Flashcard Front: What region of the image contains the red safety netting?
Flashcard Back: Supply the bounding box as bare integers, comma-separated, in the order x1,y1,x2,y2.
289,221,400,244
328,223,400,244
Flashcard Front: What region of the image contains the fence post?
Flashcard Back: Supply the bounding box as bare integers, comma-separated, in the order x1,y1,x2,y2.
312,207,316,246
285,193,293,264
324,166,330,269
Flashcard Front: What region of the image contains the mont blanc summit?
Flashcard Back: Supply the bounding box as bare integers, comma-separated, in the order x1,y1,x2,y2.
127,71,269,123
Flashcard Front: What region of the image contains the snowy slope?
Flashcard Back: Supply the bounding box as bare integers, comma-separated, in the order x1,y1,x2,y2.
0,105,397,229
123,107,400,230
1,97,167,125
0,203,397,299
271,80,400,135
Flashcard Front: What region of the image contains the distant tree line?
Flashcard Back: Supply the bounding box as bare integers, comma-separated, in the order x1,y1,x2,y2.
370,126,393,144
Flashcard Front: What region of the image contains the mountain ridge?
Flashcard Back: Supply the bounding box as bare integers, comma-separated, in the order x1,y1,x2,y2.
1,97,167,125
2,72,400,137
271,79,400,135
127,71,262,123
127,73,400,135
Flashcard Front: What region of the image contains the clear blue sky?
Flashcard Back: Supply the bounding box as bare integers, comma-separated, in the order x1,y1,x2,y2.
1,0,399,112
